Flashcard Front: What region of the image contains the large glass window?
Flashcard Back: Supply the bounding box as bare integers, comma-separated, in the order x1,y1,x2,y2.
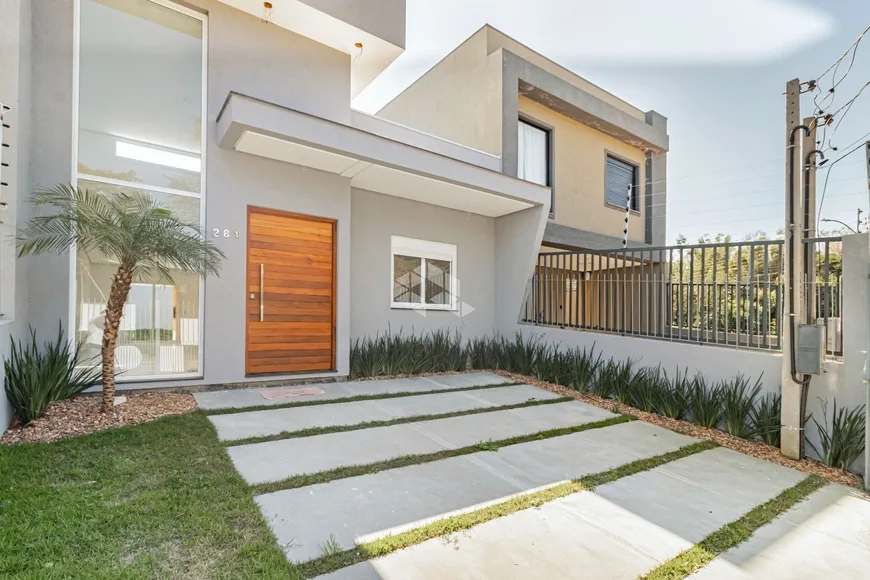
75,0,205,379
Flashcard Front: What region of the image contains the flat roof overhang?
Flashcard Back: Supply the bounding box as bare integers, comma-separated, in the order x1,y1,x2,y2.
216,0,405,97
216,93,552,217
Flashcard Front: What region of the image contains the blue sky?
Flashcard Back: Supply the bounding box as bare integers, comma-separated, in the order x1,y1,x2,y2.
355,0,870,244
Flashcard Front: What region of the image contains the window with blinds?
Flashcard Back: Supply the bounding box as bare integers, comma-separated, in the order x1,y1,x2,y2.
605,155,638,211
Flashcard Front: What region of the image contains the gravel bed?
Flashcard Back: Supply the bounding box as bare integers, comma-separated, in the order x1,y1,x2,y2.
1,393,197,445
492,370,863,489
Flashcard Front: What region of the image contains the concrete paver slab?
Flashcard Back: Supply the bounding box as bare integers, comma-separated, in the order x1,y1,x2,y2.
689,483,870,580
194,372,507,410
209,385,558,441
316,448,808,579
256,420,696,562
318,492,663,580
230,401,612,485
593,448,806,552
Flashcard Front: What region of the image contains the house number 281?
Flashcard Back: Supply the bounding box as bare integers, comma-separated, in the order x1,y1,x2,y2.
212,228,239,239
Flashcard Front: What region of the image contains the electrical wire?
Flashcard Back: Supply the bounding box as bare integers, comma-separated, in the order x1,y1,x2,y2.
825,79,870,143
816,24,870,81
813,24,870,117
816,140,869,228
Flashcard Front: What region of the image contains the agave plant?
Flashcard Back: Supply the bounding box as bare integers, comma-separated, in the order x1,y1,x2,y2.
721,374,763,439
689,374,722,428
4,322,102,424
750,392,782,447
808,398,866,471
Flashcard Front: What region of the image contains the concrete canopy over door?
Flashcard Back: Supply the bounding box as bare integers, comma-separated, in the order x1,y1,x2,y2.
246,207,337,375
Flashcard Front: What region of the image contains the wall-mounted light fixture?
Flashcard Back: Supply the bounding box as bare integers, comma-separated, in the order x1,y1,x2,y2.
262,1,273,23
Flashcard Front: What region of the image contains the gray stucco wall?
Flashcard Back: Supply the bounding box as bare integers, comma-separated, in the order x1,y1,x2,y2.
19,0,354,387
199,0,353,383
377,28,503,156
494,205,549,331
1,0,34,432
300,0,406,49
25,0,75,342
350,188,495,340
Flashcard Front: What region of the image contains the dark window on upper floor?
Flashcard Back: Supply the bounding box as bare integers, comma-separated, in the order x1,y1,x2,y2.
606,155,639,212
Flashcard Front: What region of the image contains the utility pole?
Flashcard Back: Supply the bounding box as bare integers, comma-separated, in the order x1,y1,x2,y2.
781,79,806,460
864,141,870,492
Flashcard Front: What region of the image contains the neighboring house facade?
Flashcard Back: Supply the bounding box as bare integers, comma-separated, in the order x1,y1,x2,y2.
0,0,551,430
378,25,670,251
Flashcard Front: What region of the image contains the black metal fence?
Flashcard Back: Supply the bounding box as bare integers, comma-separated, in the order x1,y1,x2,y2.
805,236,843,358
521,240,785,350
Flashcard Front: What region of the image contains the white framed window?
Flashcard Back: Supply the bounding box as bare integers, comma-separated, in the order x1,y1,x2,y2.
518,118,553,216
517,120,550,187
73,0,207,380
391,236,457,311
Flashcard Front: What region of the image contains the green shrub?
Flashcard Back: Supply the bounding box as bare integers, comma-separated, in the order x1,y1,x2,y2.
4,323,102,425
427,329,467,372
689,374,722,428
808,399,866,471
492,333,546,376
721,374,763,438
467,336,496,370
535,345,572,386
654,368,692,420
349,328,466,378
751,392,782,447
568,345,602,392
629,367,667,413
596,358,636,402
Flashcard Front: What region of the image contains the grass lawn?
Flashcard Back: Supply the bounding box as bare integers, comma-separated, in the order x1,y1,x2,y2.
0,412,300,580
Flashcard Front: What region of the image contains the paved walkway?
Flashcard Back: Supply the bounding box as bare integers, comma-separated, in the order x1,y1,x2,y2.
202,373,870,579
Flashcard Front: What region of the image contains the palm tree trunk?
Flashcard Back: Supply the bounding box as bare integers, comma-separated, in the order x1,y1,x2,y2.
101,264,134,412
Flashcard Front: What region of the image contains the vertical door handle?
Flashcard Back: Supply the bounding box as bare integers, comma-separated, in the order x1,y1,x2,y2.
259,263,264,322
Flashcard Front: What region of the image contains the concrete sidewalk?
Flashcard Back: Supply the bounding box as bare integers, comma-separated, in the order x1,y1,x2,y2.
257,420,696,562
210,385,559,441
229,400,613,485
319,448,807,580
195,372,508,410
207,372,869,579
689,483,870,579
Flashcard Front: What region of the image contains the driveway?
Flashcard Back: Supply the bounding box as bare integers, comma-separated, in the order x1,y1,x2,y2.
195,373,870,579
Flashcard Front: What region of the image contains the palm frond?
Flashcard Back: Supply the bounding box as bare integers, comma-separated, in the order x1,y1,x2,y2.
18,184,224,279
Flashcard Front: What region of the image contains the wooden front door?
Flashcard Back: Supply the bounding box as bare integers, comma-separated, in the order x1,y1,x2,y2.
246,207,336,375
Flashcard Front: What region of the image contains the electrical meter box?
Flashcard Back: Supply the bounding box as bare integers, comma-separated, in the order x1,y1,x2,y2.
796,324,824,375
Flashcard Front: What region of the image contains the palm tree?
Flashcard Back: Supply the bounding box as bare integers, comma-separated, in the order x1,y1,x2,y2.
16,184,224,412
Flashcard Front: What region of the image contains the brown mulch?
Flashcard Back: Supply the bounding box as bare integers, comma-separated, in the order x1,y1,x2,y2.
0,393,197,446
493,369,863,489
